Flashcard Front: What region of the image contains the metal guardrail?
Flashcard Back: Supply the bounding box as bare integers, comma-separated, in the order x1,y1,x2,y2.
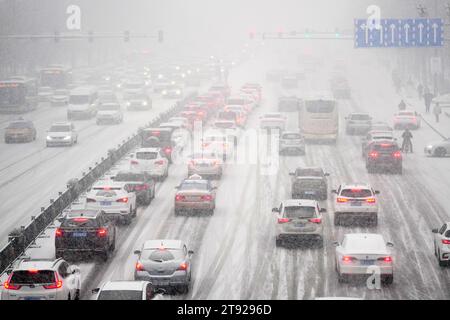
0,93,197,274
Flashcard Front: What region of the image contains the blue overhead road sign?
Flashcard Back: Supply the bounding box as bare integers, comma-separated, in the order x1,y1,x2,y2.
355,18,444,48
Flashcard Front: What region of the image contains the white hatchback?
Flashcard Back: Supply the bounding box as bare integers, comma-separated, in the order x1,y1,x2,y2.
432,222,450,267
334,233,394,285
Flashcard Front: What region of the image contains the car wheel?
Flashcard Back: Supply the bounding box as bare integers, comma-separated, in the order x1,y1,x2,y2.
174,209,181,216
438,250,448,267
144,193,152,206
337,272,346,283
207,209,214,216
434,147,447,157
396,166,403,175
124,214,132,224
371,215,378,226
275,238,282,247
110,236,116,251
101,249,110,262
334,213,340,226
367,165,375,174
179,284,189,294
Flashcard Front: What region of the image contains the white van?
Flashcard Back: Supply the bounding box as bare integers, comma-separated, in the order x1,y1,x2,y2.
67,86,99,120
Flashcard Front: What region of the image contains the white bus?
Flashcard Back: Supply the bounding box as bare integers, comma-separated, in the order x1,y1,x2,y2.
299,93,338,143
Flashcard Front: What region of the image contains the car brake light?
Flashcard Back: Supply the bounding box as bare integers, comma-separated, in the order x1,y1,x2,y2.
178,262,188,271
43,272,62,289
152,131,160,136
175,195,185,201
155,160,164,165
135,262,144,271
342,256,355,263
131,160,139,165
369,151,378,158
201,195,213,201
351,189,361,192
377,256,392,262
442,239,450,245
55,228,63,237
97,228,108,237
366,198,376,203
309,217,322,224
393,151,402,158
116,197,128,203
28,269,39,274
73,218,88,222
4,274,21,290
278,218,291,224
337,197,348,203
164,147,172,154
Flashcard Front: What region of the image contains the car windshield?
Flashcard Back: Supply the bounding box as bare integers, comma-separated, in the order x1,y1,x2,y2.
136,152,158,160
98,290,142,300
305,100,335,113
49,125,70,132
295,169,322,177
340,189,373,198
284,206,316,219
298,179,324,188
10,270,55,285
144,249,181,262
69,95,89,104
372,144,398,152
180,181,208,190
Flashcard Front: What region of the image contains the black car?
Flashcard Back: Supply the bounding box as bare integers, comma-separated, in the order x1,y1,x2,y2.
289,167,329,200
55,209,116,261
140,127,175,161
366,141,402,174
113,171,156,206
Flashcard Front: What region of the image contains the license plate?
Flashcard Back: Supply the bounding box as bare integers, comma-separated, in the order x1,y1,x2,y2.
186,197,199,201
361,260,375,266
351,202,362,206
295,223,305,227
100,201,112,206
72,232,87,237
305,191,315,195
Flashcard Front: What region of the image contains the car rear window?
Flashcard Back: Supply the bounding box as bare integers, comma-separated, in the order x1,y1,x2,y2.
282,133,302,139
95,190,117,197
8,121,32,129
62,218,98,228
98,290,142,300
297,179,324,188
372,144,398,152
115,173,145,182
284,206,316,219
146,249,176,262
10,270,55,285
179,181,208,191
305,101,335,113
136,152,158,160
351,114,371,120
340,189,373,198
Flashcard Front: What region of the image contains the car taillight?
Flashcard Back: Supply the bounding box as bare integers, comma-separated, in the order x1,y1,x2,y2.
131,160,139,165
164,147,172,154
55,228,63,237
97,228,108,237
43,273,62,289
278,218,291,224
342,256,355,263
4,274,21,290
201,195,213,201
175,195,185,202
369,151,379,158
155,160,164,165
86,198,96,203
309,218,322,224
178,262,188,271
442,239,450,245
366,198,376,203
393,151,402,158
135,184,149,191
337,197,348,203
135,262,144,271
378,256,392,263
116,197,128,203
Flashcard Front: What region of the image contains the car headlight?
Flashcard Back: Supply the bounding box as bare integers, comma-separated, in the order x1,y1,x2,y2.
162,90,167,95
176,90,181,95
63,136,71,140
426,145,433,149
158,74,163,79
126,102,131,106
142,101,148,106
46,136,52,140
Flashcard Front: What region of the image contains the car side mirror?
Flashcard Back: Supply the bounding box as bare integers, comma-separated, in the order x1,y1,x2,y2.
333,241,340,247
92,288,100,294
71,265,80,274
386,242,394,247
134,250,141,255
188,250,194,255
432,228,439,234
272,208,279,213
374,190,380,194
319,208,327,213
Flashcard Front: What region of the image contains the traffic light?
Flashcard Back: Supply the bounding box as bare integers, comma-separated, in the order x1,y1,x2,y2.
54,31,60,43
124,30,130,42
88,30,94,43
158,30,164,43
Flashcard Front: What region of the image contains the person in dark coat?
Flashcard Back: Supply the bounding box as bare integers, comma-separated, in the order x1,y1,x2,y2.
423,90,434,113
401,128,413,153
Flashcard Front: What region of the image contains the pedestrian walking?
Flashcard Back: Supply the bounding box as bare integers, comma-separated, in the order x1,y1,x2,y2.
433,103,442,123
424,90,434,113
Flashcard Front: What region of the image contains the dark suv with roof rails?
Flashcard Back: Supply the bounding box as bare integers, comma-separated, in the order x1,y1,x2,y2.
365,141,402,174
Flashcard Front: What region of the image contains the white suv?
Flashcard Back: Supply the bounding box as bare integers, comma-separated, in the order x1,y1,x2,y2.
2,258,80,300
432,222,450,267
130,148,169,181
334,233,394,285
332,183,380,226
